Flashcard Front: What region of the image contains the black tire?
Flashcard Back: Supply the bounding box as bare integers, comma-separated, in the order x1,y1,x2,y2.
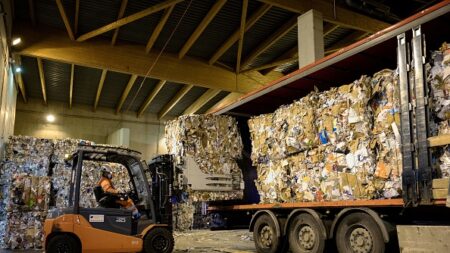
46,234,81,253
335,212,385,253
143,227,174,253
253,214,281,253
288,213,326,253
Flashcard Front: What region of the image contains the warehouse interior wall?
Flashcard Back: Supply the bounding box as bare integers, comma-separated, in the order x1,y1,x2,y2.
14,99,167,161
0,0,17,159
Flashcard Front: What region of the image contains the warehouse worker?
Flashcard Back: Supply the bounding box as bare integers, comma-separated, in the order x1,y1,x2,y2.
98,168,141,219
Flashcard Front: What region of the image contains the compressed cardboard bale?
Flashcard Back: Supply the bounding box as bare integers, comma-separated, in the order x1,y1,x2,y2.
5,136,54,161
7,174,50,212
2,211,47,249
52,163,72,208
0,158,50,178
316,77,372,150
254,160,291,203
248,113,274,164
165,115,243,162
371,132,403,199
165,115,244,202
438,121,450,135
429,42,450,121
173,202,195,231
370,69,400,135
249,93,319,165
438,146,450,178
276,94,319,156
189,190,244,202
52,138,92,163
289,149,323,202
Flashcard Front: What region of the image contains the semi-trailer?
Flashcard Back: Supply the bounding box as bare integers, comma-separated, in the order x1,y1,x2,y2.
206,2,450,253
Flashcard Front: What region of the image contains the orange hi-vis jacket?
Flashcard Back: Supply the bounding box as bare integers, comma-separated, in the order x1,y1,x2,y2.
98,177,134,209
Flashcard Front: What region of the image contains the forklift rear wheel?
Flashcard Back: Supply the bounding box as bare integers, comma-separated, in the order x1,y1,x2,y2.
46,234,81,253
143,227,174,253
253,214,281,253
288,213,325,253
335,212,385,253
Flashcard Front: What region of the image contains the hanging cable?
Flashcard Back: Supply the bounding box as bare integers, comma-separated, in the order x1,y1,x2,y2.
124,0,194,114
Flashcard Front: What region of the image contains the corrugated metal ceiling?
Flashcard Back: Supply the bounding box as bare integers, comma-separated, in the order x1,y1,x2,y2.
167,86,208,116
219,6,293,68
13,0,389,116
196,91,230,114
98,71,131,109
43,60,71,104
122,77,159,113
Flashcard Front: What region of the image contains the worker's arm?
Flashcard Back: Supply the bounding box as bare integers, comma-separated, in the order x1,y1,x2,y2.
100,179,119,194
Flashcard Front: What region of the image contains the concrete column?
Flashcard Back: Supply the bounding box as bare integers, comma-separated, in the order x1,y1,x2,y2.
298,9,324,68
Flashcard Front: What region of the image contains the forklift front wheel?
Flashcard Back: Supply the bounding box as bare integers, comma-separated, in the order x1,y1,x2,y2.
46,234,81,253
143,227,174,253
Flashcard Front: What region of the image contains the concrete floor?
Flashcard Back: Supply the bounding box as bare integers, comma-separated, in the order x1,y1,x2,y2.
0,229,256,253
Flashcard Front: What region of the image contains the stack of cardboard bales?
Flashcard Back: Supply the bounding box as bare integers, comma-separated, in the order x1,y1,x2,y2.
0,136,131,248
51,139,131,208
0,136,53,249
165,114,244,199
429,42,450,132
165,115,244,230
370,69,402,198
250,71,404,204
249,94,320,203
429,43,450,179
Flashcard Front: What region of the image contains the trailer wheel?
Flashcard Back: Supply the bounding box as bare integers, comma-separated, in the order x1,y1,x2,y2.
253,214,281,253
288,213,325,253
46,234,81,253
143,227,174,253
335,212,385,253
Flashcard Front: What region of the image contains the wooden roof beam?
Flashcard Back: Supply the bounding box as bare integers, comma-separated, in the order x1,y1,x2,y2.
16,26,279,93
69,64,74,108
323,23,340,37
116,74,138,114
145,5,175,53
36,58,47,105
206,92,243,114
158,84,193,119
183,89,221,115
56,0,75,40
28,0,36,26
77,0,182,42
137,80,166,117
111,0,128,45
178,0,227,59
13,55,27,103
94,69,107,111
209,4,271,65
236,0,248,73
258,0,389,33
74,0,80,35
242,56,297,73
241,16,297,70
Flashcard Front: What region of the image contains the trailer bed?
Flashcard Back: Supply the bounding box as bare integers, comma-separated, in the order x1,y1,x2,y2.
209,199,447,211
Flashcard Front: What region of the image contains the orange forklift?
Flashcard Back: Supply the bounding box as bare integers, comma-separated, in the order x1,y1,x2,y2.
44,145,175,253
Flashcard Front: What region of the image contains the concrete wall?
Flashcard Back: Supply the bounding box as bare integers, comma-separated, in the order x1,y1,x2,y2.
15,99,168,161
0,4,17,158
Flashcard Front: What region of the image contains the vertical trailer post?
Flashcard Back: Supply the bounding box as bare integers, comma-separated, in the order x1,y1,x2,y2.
397,33,417,206
411,26,432,204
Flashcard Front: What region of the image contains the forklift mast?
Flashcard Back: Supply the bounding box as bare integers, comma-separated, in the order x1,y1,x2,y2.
147,155,175,228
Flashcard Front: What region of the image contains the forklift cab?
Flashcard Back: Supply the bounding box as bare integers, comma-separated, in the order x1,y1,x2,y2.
44,144,174,253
